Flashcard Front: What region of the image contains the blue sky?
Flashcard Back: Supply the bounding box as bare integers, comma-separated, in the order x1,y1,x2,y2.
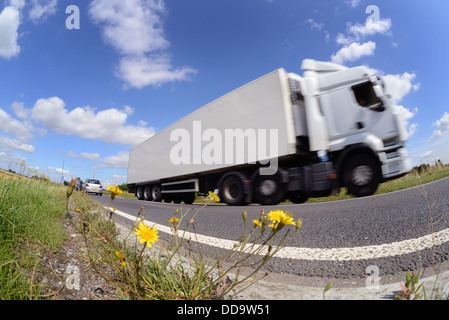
0,0,448,185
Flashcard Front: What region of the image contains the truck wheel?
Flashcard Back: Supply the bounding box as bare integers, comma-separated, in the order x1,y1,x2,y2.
253,173,285,205
220,175,246,206
288,191,309,204
163,194,173,203
143,186,152,201
173,195,182,204
151,185,162,202
183,192,195,205
136,186,144,200
344,154,380,197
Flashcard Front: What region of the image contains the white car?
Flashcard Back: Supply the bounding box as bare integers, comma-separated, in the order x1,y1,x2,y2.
83,179,103,195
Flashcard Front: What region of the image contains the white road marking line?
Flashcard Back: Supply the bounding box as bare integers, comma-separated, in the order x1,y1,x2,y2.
110,208,449,261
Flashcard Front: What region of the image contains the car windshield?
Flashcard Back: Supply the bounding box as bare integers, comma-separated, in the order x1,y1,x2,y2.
88,180,101,184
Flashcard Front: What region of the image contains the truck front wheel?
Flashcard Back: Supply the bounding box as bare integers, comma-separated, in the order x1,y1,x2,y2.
344,154,380,197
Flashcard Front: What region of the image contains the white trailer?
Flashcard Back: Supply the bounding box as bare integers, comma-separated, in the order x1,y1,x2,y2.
127,59,411,205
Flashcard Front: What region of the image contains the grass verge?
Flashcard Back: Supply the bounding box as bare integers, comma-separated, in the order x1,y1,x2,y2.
0,170,66,299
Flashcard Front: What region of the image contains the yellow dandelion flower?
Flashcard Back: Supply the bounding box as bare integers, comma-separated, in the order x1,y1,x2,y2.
134,222,159,248
208,191,220,202
252,219,262,228
115,250,126,266
267,210,296,230
107,184,123,200
167,217,180,224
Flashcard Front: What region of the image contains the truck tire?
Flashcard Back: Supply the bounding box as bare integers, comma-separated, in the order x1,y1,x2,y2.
151,184,162,202
143,186,152,201
344,154,380,197
173,194,182,204
253,173,285,205
136,186,144,200
183,192,195,205
163,194,173,203
220,175,246,206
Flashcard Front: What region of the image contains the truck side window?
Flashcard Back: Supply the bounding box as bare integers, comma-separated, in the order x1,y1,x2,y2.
351,82,384,111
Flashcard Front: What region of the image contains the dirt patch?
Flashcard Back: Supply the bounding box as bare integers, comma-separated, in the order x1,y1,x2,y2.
34,211,120,300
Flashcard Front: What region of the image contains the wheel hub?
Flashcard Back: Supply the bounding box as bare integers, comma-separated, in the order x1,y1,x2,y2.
351,165,373,186
259,180,277,196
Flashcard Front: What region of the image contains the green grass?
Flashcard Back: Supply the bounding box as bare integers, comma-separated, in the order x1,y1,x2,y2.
0,170,67,299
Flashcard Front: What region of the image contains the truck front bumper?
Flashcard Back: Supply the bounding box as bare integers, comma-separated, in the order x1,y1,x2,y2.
379,147,412,181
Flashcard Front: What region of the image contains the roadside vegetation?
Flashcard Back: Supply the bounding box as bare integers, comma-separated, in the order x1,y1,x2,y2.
0,166,66,299
69,185,302,300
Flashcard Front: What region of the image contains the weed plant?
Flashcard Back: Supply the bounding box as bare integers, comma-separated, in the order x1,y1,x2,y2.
68,188,302,300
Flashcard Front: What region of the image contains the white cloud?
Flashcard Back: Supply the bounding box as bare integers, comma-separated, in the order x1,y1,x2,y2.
0,107,33,142
331,41,376,65
382,72,420,105
68,150,130,169
89,0,196,89
306,18,324,31
0,105,35,154
0,135,35,153
101,151,130,169
376,71,420,138
337,19,392,46
0,151,26,170
8,0,26,10
0,1,58,60
430,112,449,140
0,6,21,59
332,14,392,65
345,0,361,8
48,166,71,177
420,150,433,158
30,97,156,146
118,55,197,89
306,18,330,43
89,0,168,56
28,0,58,23
68,151,103,162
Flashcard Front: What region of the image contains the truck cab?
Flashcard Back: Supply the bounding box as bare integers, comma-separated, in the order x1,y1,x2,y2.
290,59,412,197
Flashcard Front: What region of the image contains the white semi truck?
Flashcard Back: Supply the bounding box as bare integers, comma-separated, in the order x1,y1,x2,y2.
127,59,412,206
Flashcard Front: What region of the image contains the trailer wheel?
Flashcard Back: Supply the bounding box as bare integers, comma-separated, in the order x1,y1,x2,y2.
253,173,285,205
183,192,195,205
136,186,144,200
151,184,162,202
163,194,173,203
173,195,182,204
344,154,380,197
143,186,152,201
220,175,246,206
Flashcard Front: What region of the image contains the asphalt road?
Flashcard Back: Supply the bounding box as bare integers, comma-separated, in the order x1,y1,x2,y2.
94,177,449,286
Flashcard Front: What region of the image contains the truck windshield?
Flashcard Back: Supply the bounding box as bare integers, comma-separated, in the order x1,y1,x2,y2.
351,82,385,112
